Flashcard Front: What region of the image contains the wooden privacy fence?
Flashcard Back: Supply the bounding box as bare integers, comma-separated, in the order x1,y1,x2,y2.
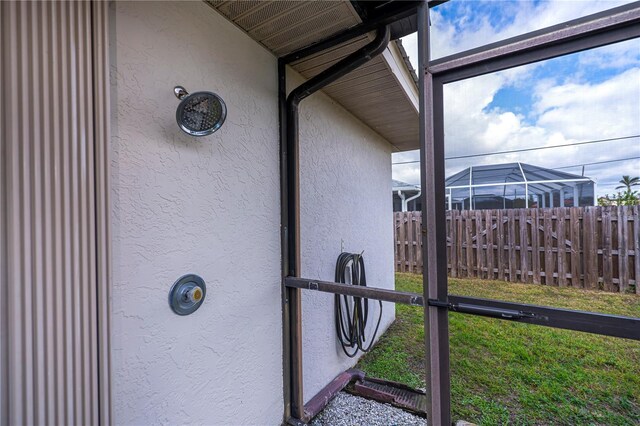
394,206,640,293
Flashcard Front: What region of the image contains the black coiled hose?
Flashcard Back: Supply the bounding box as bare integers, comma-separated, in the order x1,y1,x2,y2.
334,252,383,358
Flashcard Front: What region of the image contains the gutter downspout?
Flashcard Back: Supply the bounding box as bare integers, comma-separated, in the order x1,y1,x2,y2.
284,26,391,422
286,25,391,275
397,190,406,211
405,190,421,212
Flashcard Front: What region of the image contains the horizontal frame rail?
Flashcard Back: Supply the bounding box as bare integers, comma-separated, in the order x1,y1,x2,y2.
429,1,640,82
285,277,424,306
284,277,640,341
448,295,640,340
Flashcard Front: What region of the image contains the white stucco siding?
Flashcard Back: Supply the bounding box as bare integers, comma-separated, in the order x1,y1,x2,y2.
293,72,396,403
110,2,282,425
110,0,396,423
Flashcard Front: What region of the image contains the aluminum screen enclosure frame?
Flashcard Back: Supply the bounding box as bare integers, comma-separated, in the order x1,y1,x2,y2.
279,1,640,425
419,2,640,424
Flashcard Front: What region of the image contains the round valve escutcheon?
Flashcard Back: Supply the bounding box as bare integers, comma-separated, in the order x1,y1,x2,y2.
169,274,206,315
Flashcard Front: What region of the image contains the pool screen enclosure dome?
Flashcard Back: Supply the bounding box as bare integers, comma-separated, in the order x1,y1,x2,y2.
445,162,596,210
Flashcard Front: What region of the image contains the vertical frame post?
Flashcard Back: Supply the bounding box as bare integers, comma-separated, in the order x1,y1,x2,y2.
418,2,452,425
278,58,293,422
280,58,305,420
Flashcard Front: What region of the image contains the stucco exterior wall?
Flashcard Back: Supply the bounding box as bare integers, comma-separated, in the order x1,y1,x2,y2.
292,72,396,403
109,2,282,425
110,1,395,424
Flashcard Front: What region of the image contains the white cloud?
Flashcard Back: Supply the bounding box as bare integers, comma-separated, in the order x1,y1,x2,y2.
578,39,640,70
402,0,633,61
393,1,640,196
399,66,640,194
393,165,421,187
534,68,640,141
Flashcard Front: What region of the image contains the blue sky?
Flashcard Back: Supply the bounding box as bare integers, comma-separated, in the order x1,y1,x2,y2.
487,50,628,123
394,0,640,198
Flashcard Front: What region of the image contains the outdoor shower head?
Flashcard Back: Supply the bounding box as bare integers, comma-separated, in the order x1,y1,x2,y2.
174,85,226,136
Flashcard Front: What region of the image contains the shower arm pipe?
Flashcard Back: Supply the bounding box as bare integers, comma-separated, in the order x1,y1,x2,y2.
283,25,390,422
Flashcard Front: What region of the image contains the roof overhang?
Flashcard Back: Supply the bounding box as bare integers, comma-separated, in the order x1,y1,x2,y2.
204,0,443,151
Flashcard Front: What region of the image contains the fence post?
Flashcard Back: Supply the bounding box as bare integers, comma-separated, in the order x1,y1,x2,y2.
583,207,597,289
497,209,505,281
485,209,494,280
449,210,456,278
618,206,629,292
543,209,554,285
456,210,463,277
602,207,613,291
399,212,406,273
475,210,484,279
465,211,474,278
416,211,423,275
394,212,399,272
507,210,517,282
634,205,640,294
519,209,529,283
557,207,567,287
408,211,415,274
531,209,541,284
570,208,582,288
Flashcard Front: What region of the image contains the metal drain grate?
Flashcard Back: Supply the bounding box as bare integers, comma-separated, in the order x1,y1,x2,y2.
346,377,428,418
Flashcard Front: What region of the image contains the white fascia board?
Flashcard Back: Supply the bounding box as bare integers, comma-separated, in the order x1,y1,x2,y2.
382,42,419,113
393,185,421,192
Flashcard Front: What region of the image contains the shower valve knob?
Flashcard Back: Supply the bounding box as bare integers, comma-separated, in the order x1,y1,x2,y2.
169,274,206,316
186,286,203,303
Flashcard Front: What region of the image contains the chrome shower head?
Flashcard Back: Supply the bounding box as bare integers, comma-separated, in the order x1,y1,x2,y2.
174,86,227,136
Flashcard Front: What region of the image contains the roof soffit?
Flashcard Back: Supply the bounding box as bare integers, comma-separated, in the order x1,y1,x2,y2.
205,0,420,151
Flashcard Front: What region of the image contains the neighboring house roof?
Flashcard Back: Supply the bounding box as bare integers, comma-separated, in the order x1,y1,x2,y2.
206,0,420,152
393,179,420,192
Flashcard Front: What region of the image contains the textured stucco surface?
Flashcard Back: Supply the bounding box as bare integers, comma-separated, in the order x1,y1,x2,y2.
110,1,395,424
109,2,282,425
291,72,396,404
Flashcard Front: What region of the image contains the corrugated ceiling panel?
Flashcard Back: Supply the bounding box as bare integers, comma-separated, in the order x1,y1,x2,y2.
249,1,338,41
209,0,360,56
291,37,370,74
269,13,358,56
237,1,301,30
216,1,263,21
325,61,390,85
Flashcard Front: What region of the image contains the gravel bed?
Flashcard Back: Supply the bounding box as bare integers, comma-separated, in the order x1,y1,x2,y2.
309,392,426,426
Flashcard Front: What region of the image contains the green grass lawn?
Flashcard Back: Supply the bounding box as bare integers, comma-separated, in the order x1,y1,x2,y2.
356,273,640,425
